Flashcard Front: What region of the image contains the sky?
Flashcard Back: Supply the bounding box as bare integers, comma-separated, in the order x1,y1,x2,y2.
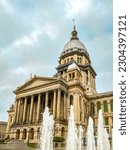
0,0,112,121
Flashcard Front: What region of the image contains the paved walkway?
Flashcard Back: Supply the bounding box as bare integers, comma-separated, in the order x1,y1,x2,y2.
0,144,87,150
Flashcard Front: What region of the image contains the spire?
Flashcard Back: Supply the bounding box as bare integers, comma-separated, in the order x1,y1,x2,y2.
70,19,79,40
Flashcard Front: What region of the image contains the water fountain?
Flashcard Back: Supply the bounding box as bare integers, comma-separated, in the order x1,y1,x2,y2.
66,105,78,150
38,107,111,150
97,109,110,150
86,117,96,150
97,109,104,150
37,107,54,150
78,125,83,150
103,128,110,150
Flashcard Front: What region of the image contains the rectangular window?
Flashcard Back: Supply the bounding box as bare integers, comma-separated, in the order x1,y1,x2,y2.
69,73,71,80
104,101,108,112
104,118,109,125
72,73,75,78
111,100,113,112
97,102,101,113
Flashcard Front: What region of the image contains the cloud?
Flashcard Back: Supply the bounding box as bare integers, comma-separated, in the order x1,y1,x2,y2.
65,0,91,18
0,0,112,121
0,0,13,14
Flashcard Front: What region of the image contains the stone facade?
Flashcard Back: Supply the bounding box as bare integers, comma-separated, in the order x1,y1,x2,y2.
0,121,7,141
6,26,113,143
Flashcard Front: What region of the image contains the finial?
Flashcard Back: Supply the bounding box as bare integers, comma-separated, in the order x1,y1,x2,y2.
71,19,79,40
72,19,76,30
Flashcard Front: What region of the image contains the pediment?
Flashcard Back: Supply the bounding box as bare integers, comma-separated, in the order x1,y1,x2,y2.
15,76,57,92
24,79,49,90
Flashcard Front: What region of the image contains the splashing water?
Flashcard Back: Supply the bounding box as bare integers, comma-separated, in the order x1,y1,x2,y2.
103,128,110,150
78,125,83,150
37,107,111,150
97,110,104,150
97,109,110,150
37,107,54,150
67,105,78,150
86,117,96,150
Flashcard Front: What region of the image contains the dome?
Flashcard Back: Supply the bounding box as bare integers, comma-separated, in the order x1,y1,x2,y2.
63,39,87,51
60,26,89,57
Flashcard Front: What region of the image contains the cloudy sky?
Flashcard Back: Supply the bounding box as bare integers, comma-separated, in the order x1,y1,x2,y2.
0,0,112,121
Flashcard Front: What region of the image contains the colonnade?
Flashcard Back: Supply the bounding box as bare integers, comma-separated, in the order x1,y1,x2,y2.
13,89,68,124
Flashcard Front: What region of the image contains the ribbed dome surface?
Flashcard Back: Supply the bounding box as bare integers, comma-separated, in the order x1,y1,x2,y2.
60,26,89,57
63,39,87,51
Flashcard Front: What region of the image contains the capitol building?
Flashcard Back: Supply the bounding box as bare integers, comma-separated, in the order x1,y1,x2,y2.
6,26,113,144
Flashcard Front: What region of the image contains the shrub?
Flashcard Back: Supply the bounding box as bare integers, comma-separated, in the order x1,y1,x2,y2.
53,137,65,142
27,143,38,148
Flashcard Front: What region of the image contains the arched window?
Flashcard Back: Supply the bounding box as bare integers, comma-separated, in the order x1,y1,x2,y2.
22,129,27,139
97,102,101,113
103,101,108,112
79,58,82,64
16,129,20,140
72,73,75,78
110,100,113,112
91,103,95,115
30,128,34,139
71,57,73,62
70,95,73,105
77,57,79,63
61,127,65,137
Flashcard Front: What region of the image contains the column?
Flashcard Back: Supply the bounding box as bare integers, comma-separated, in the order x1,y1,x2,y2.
63,92,67,119
26,129,30,143
57,89,61,119
81,98,84,122
107,100,111,113
109,116,113,138
77,94,80,122
66,94,70,120
36,94,41,123
45,92,49,108
19,129,23,140
109,116,113,126
53,90,56,118
14,100,18,123
74,93,79,122
29,95,34,122
34,128,37,143
16,99,21,123
23,97,27,123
